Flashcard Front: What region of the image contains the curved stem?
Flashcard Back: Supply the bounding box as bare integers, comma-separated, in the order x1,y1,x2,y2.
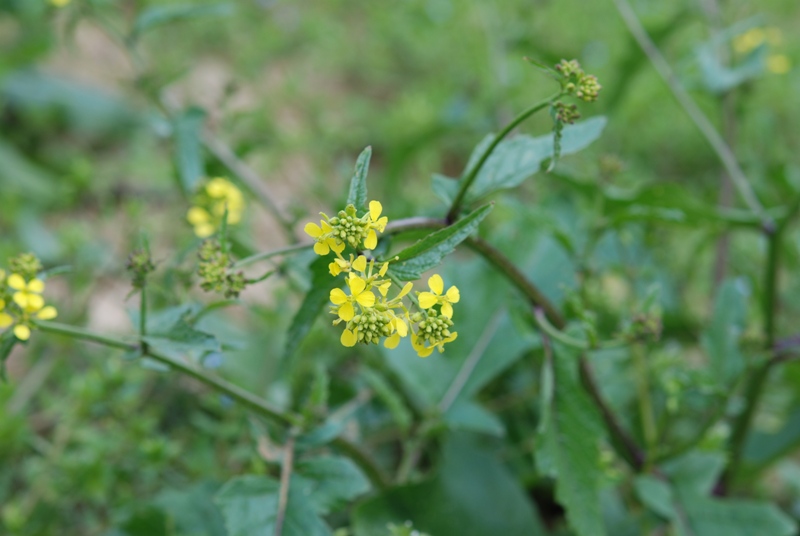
446,93,562,223
533,307,626,351
234,243,313,268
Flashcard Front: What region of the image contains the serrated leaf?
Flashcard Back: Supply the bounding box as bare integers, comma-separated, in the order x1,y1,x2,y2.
432,117,607,205
386,203,492,281
215,475,331,536
142,311,220,357
353,434,547,536
700,278,748,384
346,146,372,211
536,344,606,536
173,106,206,193
131,3,234,41
294,456,371,515
284,256,342,361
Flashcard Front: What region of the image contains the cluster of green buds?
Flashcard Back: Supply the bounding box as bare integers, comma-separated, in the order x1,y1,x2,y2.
306,200,459,357
552,101,581,124
305,201,388,255
0,253,57,341
197,239,248,298
126,248,156,290
555,59,602,102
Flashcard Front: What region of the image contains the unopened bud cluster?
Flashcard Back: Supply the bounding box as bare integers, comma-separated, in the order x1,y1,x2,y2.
197,240,248,298
553,101,580,124
555,59,602,103
126,249,155,290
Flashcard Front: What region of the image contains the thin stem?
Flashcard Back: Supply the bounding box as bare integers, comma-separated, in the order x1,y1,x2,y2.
234,243,313,268
331,436,390,490
533,307,626,351
611,0,773,232
439,310,504,413
36,321,300,427
274,435,296,536
446,93,562,222
139,284,148,354
633,343,657,464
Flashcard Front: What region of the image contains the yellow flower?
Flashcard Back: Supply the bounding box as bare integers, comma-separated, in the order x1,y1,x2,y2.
383,313,409,349
329,275,376,321
8,274,45,311
187,207,215,238
0,299,12,330
364,201,388,250
767,54,791,74
188,178,245,237
418,274,460,318
50,0,70,6
305,220,345,256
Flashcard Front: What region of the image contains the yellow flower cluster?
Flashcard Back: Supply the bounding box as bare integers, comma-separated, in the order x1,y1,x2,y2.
733,27,791,75
0,270,57,341
187,178,245,238
305,201,459,357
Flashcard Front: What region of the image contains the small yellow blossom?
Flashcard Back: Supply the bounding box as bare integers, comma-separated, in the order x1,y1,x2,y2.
330,275,376,321
50,0,70,6
767,54,791,74
0,300,12,330
8,274,45,311
304,200,389,256
305,220,345,256
187,178,245,238
364,201,388,250
418,274,460,318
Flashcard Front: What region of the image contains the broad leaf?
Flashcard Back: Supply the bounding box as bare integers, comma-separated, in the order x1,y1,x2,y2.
131,3,234,41
294,456,371,514
536,344,606,536
173,107,207,193
353,433,547,536
215,475,331,536
142,309,220,359
432,117,607,205
700,278,748,384
346,146,372,211
284,256,343,361
386,203,492,281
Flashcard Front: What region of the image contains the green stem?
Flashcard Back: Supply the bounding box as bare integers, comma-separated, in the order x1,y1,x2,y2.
331,436,390,490
36,321,300,427
533,307,626,351
446,93,562,222
633,343,657,464
139,284,148,354
234,243,313,268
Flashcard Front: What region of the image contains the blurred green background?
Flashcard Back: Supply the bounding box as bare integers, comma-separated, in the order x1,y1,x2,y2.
1,0,799,534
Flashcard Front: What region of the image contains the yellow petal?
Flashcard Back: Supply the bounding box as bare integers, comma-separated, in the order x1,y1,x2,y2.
7,274,25,291
356,290,375,308
14,324,30,341
0,312,12,328
187,206,211,225
313,241,331,255
446,332,458,343
441,301,453,319
26,295,44,312
384,333,400,349
304,222,323,238
369,200,382,221
376,216,388,232
767,54,791,74
338,302,355,321
445,286,460,303
364,230,377,250
36,306,57,320
428,274,444,295
329,262,342,277
321,220,333,233
352,255,367,273
12,292,27,309
329,239,345,254
379,262,389,277
394,318,408,337
195,223,215,238
348,275,366,295
378,282,391,297
330,288,348,305
341,329,357,347
0,298,4,309
418,292,437,309
227,210,242,225
28,279,44,293
395,282,413,300
415,343,433,358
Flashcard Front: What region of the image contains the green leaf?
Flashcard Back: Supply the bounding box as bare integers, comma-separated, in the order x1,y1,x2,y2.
215,475,331,536
142,310,221,358
444,399,505,437
346,146,372,211
152,481,227,536
700,278,748,384
386,203,492,281
173,106,207,194
294,456,371,514
131,3,234,41
536,344,606,536
360,367,413,433
353,434,547,536
284,256,342,361
432,117,607,205
0,332,18,381
633,475,676,519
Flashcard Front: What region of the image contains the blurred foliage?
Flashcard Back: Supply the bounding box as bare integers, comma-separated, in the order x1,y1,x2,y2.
1,0,800,535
